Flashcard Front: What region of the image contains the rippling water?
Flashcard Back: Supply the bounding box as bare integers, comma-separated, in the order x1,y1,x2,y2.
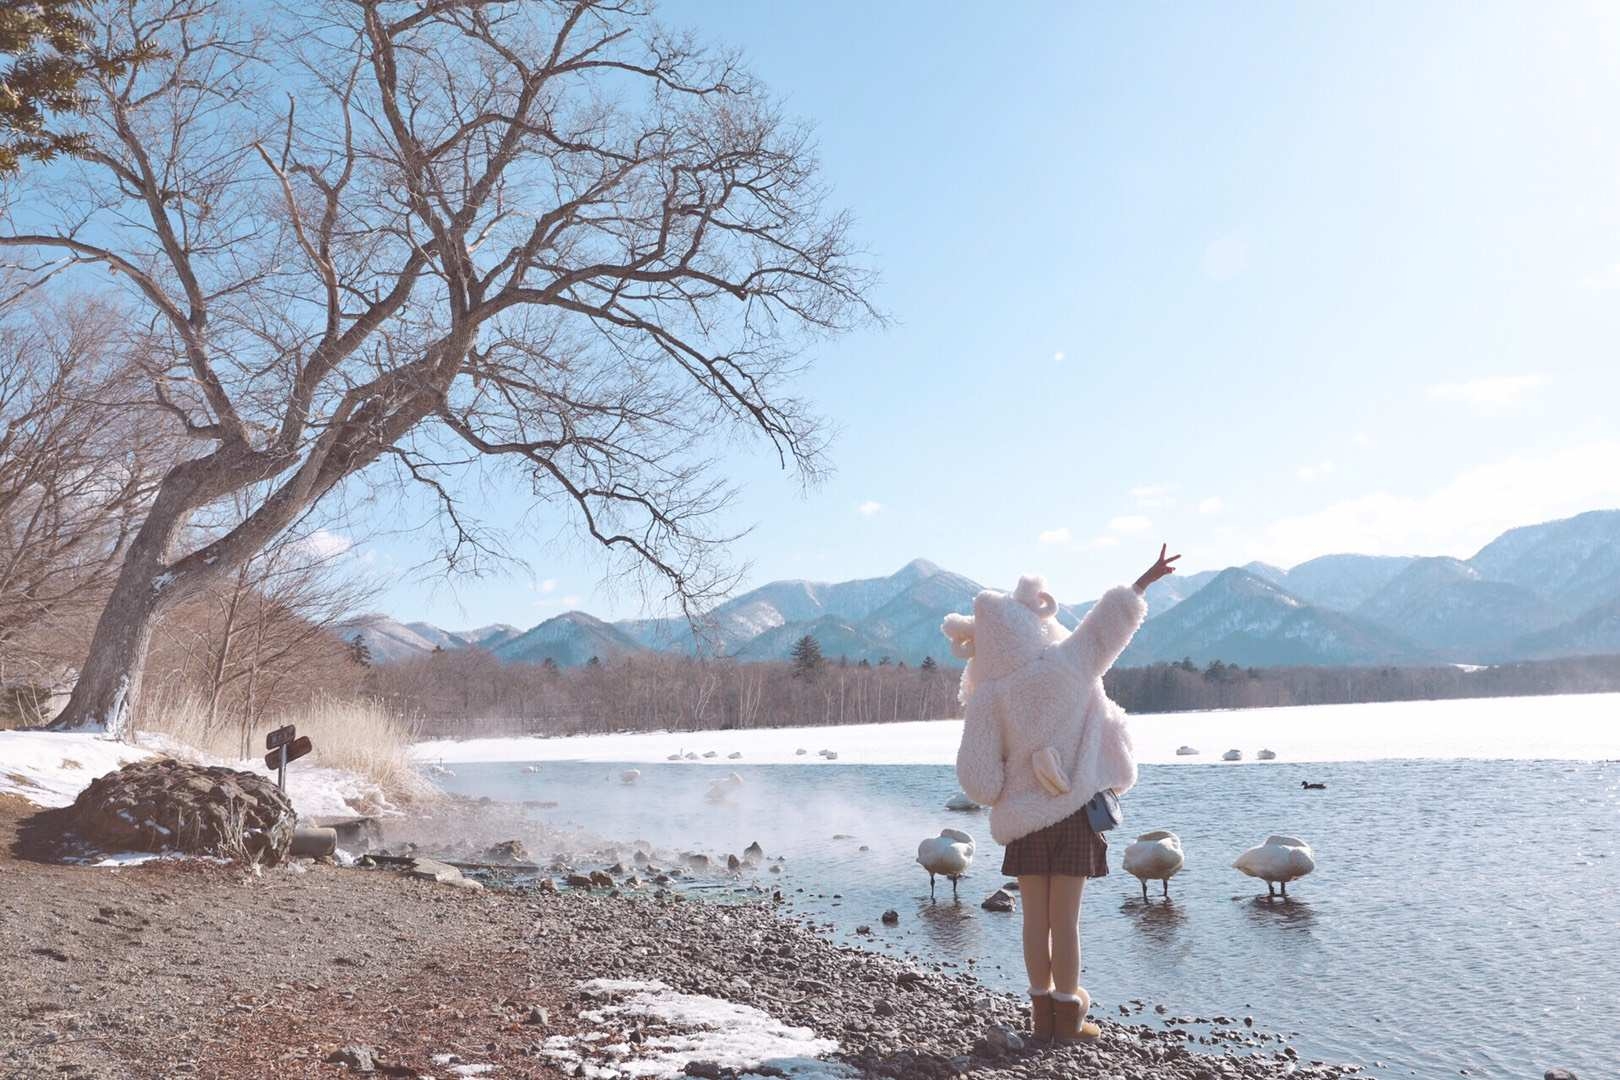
433,755,1619,1079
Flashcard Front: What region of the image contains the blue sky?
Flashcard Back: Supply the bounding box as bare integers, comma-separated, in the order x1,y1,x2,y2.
355,1,1620,630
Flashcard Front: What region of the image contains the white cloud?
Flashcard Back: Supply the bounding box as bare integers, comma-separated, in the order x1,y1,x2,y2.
1296,461,1336,482
297,529,353,559
1578,263,1620,291
856,501,883,517
1426,374,1547,416
539,578,558,594
1202,231,1250,282
1250,439,1620,567
1198,496,1224,515
1037,527,1072,545
1130,484,1176,508
1053,350,1066,363
1108,515,1152,534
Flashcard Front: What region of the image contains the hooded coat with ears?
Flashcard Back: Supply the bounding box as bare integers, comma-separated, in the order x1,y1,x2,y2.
944,577,1148,846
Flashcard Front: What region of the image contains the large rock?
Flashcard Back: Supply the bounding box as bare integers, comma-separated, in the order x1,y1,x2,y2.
68,758,296,865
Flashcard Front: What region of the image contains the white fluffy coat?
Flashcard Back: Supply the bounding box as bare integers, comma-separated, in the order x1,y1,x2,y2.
947,581,1147,846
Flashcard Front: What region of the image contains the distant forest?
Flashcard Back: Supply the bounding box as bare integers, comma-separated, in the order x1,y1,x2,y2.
379,632,1620,738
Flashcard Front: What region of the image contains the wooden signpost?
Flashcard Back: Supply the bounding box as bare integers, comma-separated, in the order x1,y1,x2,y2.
263,726,313,790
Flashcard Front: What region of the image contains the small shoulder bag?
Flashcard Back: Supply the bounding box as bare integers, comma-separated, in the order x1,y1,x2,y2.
1084,788,1122,833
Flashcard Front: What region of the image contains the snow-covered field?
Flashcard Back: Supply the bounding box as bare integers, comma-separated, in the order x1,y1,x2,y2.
411,692,1620,766
0,729,391,819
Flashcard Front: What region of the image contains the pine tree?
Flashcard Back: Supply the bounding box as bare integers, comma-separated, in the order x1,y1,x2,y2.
347,636,372,668
0,1,156,173
790,634,825,679
920,655,938,673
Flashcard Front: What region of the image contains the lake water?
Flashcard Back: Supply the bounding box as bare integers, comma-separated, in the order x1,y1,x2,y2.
429,744,1619,1079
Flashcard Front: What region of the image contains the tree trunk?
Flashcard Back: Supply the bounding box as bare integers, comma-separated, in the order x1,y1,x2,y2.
49,469,210,739
47,523,178,738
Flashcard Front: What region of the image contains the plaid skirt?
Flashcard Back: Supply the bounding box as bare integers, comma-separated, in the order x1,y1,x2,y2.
1001,806,1109,878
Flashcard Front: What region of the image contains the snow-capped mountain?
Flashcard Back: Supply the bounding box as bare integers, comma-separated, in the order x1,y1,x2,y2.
1351,557,1561,656
1120,568,1417,668
366,508,1620,669
490,612,644,667
338,615,441,663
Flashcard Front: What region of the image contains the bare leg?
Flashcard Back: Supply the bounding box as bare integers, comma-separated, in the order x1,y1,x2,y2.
1017,874,1052,994
1048,874,1087,998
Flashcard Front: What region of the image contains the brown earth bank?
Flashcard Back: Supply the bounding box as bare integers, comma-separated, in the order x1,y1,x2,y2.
0,797,1365,1080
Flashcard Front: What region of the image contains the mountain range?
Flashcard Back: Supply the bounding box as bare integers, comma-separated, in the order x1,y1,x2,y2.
340,508,1620,670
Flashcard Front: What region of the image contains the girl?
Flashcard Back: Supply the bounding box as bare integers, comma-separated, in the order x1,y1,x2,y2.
944,544,1177,1043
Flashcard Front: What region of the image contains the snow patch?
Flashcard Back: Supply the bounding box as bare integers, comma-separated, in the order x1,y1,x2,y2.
0,729,392,819
540,978,850,1079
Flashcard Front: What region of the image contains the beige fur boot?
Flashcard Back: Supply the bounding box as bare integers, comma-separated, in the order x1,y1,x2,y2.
1029,992,1054,1041
1051,990,1101,1043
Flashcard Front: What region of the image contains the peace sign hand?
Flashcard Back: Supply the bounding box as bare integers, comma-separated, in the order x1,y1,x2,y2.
1133,543,1182,594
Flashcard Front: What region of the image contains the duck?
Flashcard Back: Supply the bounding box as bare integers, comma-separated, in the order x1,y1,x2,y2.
1222,749,1243,762
916,828,975,900
705,771,745,802
1122,830,1185,902
1301,781,1327,790
620,769,641,785
1233,834,1315,899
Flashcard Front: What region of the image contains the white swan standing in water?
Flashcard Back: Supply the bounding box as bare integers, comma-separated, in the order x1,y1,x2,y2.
1123,830,1185,902
706,772,745,802
620,769,641,784
1233,834,1316,898
1222,749,1243,762
916,828,975,900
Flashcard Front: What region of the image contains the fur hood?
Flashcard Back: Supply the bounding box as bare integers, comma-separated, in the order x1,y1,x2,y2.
946,579,1147,846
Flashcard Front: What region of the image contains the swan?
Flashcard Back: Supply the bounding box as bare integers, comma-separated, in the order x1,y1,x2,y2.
706,772,745,803
727,752,742,760
795,748,808,756
620,769,641,785
944,791,981,811
1222,749,1243,762
1122,830,1185,902
822,751,839,760
1257,749,1277,761
1175,746,1200,756
666,753,682,762
521,765,541,774
1233,834,1315,898
426,763,455,777
916,828,975,900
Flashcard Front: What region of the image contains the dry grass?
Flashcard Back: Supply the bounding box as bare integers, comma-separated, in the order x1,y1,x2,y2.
137,689,433,805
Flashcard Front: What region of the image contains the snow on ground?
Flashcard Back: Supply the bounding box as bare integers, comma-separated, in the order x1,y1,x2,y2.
0,730,155,807
538,979,852,1079
0,728,390,819
411,691,1620,767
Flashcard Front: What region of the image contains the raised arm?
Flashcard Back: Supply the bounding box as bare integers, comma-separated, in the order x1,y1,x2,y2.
1060,544,1179,680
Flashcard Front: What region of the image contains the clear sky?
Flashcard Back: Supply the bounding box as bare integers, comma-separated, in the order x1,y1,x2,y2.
352,1,1620,630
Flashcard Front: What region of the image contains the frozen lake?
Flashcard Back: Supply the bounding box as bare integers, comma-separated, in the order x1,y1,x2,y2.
413,691,1620,767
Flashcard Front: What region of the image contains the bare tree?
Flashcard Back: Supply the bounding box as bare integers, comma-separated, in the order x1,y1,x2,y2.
0,1,874,737
156,514,379,756
0,297,167,682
